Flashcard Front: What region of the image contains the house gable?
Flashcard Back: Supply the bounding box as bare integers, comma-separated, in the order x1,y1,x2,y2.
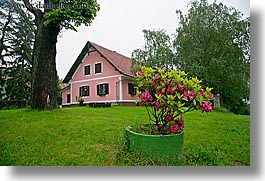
63,42,91,83
62,41,134,83
71,49,121,82
61,41,137,106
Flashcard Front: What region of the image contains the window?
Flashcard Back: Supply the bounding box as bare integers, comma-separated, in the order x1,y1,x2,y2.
97,83,109,96
79,86,90,96
67,94,71,103
128,83,136,95
95,62,102,74
84,65,90,75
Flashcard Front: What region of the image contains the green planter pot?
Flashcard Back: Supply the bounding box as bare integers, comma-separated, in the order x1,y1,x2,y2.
125,126,184,160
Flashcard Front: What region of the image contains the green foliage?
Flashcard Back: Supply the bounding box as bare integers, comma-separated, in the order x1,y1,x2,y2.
0,107,250,166
224,100,250,115
56,77,63,105
0,0,34,101
173,0,250,114
43,0,100,31
131,29,175,74
4,67,31,100
135,66,214,134
18,0,100,110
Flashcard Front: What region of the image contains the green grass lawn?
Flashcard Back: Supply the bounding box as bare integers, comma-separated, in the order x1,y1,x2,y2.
0,106,250,166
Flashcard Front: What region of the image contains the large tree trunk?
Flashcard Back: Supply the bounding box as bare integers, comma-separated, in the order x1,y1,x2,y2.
31,16,60,110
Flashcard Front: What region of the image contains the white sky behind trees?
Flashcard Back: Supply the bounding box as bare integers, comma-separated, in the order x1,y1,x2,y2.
55,0,250,79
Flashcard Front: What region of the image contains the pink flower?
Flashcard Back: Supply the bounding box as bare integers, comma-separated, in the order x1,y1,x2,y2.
183,90,188,99
176,117,184,128
140,92,153,102
209,92,214,99
158,91,165,96
175,82,184,93
169,124,181,133
155,101,160,109
202,102,212,112
200,90,205,96
152,79,156,86
165,115,174,122
137,70,144,76
184,90,195,101
188,90,195,100
167,85,173,93
152,75,159,85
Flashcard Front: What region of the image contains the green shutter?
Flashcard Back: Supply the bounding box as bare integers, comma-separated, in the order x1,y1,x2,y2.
79,87,82,96
128,83,132,94
97,85,100,95
67,94,71,103
105,83,109,94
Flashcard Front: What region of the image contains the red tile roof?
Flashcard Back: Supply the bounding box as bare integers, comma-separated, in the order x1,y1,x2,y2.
90,42,133,77
63,41,134,83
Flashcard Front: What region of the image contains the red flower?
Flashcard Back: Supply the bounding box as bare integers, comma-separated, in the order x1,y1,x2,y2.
200,90,205,96
202,102,212,112
209,92,214,99
175,82,184,93
169,124,181,133
183,90,195,101
176,117,184,128
165,115,174,122
155,101,160,109
137,70,144,76
140,92,153,102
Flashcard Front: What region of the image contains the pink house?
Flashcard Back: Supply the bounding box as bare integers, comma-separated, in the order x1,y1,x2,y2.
61,41,137,107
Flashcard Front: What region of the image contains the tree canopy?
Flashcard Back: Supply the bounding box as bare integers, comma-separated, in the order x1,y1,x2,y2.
19,0,100,110
174,0,250,114
132,0,250,114
131,29,175,74
0,0,35,101
21,0,100,30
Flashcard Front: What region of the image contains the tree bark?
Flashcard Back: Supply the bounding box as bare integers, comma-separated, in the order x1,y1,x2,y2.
31,15,60,110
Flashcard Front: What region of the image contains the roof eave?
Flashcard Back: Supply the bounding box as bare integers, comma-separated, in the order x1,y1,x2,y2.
62,42,91,83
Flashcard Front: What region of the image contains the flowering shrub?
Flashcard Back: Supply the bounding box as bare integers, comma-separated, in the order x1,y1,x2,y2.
135,66,214,134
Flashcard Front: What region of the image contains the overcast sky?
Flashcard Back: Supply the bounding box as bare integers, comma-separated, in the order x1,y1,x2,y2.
56,0,250,79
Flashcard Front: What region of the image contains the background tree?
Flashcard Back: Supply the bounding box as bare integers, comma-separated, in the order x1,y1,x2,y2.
131,29,176,74
56,76,63,106
0,0,34,101
20,0,100,110
173,0,250,114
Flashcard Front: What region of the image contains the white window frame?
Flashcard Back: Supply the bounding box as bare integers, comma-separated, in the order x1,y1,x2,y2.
79,85,90,97
97,82,109,96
